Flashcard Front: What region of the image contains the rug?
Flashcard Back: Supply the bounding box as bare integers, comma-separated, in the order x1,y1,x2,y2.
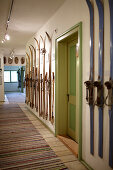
0,104,68,169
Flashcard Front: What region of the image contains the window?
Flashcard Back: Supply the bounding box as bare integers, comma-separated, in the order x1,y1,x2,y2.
4,71,18,83
11,71,18,82
4,71,10,82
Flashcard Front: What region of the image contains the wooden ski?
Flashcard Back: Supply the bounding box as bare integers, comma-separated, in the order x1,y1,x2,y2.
51,72,55,124
40,74,43,116
30,45,37,109
105,0,113,168
85,0,94,155
45,72,48,120
29,46,33,108
34,38,40,113
35,67,37,109
26,52,30,104
45,32,52,121
94,0,104,158
25,57,28,103
108,0,113,167
40,36,46,118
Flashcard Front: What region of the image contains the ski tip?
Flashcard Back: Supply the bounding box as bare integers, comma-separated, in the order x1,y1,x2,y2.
34,38,40,48
34,37,38,42
29,46,32,51
30,44,36,52
45,32,51,41
26,52,30,60
30,44,34,48
95,0,104,11
40,35,43,41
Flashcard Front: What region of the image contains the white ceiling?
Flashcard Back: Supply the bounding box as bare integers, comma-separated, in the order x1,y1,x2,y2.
0,0,66,56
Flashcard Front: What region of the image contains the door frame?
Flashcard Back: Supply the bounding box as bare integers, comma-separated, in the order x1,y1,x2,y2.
55,22,82,160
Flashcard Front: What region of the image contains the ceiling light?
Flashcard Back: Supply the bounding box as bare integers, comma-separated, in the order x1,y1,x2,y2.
5,34,10,40
1,39,5,43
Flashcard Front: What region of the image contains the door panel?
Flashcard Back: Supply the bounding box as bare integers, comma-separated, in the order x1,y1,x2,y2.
68,40,78,143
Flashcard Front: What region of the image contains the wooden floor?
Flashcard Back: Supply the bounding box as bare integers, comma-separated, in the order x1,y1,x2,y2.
58,135,78,157
0,94,87,170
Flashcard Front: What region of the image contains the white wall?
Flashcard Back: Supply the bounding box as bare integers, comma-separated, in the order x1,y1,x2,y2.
26,0,111,169
0,55,4,101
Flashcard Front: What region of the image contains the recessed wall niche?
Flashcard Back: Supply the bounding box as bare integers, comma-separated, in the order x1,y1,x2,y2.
3,57,7,64
14,57,19,64
8,57,13,64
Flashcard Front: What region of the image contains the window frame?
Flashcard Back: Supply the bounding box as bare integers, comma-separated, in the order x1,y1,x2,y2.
11,70,18,82
4,70,18,83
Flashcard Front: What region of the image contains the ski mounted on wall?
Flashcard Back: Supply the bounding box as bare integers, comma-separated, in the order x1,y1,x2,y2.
30,45,37,110
105,0,113,168
84,0,94,155
45,32,52,122
34,38,40,113
51,72,55,124
40,36,46,118
94,0,104,158
26,52,30,105
25,57,28,103
45,72,48,120
40,74,43,116
29,46,34,108
35,67,37,109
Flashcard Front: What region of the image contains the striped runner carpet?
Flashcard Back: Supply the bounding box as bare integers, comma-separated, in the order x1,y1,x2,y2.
0,104,68,170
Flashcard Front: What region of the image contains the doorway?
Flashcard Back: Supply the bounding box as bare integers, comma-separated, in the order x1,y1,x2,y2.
4,66,25,103
55,23,82,160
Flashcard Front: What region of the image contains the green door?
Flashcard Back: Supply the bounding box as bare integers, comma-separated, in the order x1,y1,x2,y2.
67,40,78,143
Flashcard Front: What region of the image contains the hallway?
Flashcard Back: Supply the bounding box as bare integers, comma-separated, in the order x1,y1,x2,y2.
5,92,25,103
0,95,87,170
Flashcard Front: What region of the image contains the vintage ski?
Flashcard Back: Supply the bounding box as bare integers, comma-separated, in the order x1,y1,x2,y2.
35,67,37,109
29,46,33,108
25,56,30,104
45,72,48,120
94,0,104,158
84,0,94,155
26,52,30,105
40,74,43,116
45,32,52,121
51,72,55,124
105,0,113,168
25,57,28,103
31,45,37,109
40,36,46,118
34,38,40,113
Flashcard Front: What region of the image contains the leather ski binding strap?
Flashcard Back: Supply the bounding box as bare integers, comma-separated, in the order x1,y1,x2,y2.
93,77,104,107
47,78,51,93
41,48,46,54
33,80,36,89
84,80,94,105
30,77,32,87
105,78,113,108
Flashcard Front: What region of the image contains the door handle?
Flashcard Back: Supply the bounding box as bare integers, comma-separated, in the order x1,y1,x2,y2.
67,94,69,101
